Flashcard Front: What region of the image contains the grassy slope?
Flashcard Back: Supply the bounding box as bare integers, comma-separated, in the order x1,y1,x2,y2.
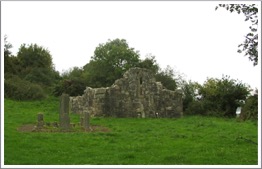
4,97,258,165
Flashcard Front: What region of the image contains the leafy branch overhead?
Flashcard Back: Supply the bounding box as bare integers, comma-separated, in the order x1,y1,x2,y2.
216,4,258,66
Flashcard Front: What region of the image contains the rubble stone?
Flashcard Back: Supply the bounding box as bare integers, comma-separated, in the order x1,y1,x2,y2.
70,68,183,118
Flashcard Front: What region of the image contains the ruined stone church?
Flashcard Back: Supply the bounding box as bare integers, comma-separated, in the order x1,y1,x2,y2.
70,67,183,118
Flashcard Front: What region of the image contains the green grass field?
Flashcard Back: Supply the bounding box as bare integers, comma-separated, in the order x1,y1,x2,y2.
4,97,258,165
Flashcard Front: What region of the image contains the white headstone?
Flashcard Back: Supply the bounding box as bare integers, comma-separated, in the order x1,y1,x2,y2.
236,107,241,117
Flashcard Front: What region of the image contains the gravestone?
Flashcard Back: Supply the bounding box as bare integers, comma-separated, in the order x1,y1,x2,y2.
59,93,70,131
37,113,44,129
236,107,241,118
82,109,90,130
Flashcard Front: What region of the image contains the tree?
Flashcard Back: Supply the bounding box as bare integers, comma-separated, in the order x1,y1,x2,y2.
79,39,182,93
199,75,250,117
240,92,258,121
53,67,87,96
4,35,12,57
216,4,258,66
4,35,20,76
181,81,202,113
137,54,160,74
84,39,140,87
155,66,178,90
16,44,59,86
17,44,54,70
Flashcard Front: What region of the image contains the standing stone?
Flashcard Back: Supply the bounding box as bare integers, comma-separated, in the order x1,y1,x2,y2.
82,109,90,131
59,93,70,131
37,113,44,129
139,103,145,118
141,111,145,118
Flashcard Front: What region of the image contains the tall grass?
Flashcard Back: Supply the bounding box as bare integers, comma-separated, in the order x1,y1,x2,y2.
4,97,258,165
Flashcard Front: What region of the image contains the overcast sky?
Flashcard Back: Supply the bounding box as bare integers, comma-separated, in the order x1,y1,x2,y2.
2,1,261,89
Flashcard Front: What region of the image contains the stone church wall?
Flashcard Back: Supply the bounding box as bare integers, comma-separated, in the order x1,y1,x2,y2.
70,68,183,118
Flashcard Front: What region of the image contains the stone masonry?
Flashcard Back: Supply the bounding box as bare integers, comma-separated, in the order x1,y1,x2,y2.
70,67,183,118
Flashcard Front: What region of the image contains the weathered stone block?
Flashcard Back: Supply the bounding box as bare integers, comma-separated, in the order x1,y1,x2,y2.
59,93,70,131
83,110,90,130
37,113,44,129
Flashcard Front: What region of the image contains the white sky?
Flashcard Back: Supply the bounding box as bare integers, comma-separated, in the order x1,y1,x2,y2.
2,1,261,89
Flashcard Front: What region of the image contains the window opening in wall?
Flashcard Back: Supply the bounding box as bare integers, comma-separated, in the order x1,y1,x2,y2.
140,77,143,85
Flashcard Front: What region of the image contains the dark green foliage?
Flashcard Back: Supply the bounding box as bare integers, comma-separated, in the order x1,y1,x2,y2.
4,40,60,100
81,39,179,92
155,73,176,90
86,39,140,87
199,75,250,117
53,67,87,96
4,36,20,77
4,56,20,76
52,41,166,96
137,55,160,74
240,93,258,121
181,81,201,113
17,44,54,71
155,66,177,90
4,35,12,57
24,67,60,87
184,100,206,116
83,60,115,88
182,76,250,117
16,44,59,86
4,75,46,100
216,4,258,66
53,78,86,97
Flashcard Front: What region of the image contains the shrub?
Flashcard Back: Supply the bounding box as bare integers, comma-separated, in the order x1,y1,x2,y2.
240,94,258,121
181,81,202,112
4,76,46,100
184,101,206,116
53,78,86,97
24,67,60,87
199,76,250,117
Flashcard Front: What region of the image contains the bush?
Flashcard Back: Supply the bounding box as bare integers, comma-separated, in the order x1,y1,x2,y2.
24,67,60,87
199,76,250,117
4,76,46,100
181,81,201,112
53,78,86,97
182,76,250,118
184,101,206,115
240,94,258,121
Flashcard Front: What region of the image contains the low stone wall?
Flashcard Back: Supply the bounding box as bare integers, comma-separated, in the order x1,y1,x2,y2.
70,67,183,118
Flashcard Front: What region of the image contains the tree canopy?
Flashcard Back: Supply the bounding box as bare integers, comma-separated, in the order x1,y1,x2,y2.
200,76,250,116
4,40,60,100
84,39,140,87
16,44,59,86
4,37,255,120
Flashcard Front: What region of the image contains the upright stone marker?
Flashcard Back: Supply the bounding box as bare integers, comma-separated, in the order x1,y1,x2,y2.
236,107,242,118
59,93,70,131
82,109,90,130
37,113,44,129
